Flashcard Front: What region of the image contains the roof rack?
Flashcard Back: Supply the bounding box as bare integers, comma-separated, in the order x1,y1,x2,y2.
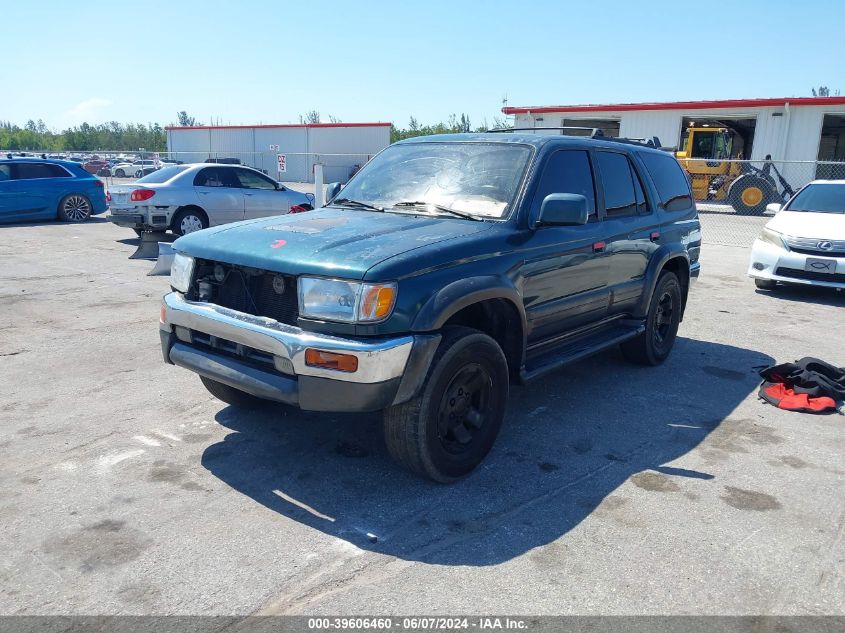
487,126,601,135
486,126,664,149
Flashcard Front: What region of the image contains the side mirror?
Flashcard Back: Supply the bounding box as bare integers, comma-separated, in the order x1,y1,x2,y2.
538,194,589,226
325,182,342,201
765,203,782,215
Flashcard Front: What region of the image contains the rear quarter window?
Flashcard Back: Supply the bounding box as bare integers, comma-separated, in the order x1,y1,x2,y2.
640,153,693,212
14,163,71,179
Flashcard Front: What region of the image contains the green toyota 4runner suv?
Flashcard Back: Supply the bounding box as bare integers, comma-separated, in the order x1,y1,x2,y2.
159,132,701,482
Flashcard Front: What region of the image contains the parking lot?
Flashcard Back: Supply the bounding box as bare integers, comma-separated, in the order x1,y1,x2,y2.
0,213,843,616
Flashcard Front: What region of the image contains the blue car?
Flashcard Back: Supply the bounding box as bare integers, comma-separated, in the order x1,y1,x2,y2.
0,157,108,224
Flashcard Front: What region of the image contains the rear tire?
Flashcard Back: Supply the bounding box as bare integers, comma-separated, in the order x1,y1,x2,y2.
171,208,208,236
622,271,682,366
200,376,265,409
755,278,778,291
57,194,92,222
383,326,509,483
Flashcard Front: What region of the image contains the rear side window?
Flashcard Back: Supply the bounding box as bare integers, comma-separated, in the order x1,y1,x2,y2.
13,163,70,179
532,150,596,219
0,165,10,181
193,167,239,187
641,153,693,212
596,151,639,218
137,165,189,184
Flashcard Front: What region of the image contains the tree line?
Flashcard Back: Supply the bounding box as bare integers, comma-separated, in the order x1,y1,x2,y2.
1,111,509,152
0,120,167,152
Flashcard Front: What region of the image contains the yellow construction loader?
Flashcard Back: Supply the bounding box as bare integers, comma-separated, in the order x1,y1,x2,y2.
675,126,794,214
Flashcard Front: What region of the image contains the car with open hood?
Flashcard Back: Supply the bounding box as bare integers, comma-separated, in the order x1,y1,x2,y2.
109,163,314,236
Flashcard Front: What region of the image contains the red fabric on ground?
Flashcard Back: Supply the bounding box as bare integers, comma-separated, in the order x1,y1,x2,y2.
763,383,837,412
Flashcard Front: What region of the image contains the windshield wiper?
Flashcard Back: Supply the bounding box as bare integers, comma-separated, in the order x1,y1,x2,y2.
331,198,384,212
393,201,481,221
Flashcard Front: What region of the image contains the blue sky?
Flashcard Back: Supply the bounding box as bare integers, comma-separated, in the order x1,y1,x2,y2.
4,0,843,130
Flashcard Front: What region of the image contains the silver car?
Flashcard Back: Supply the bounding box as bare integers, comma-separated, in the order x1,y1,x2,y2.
108,164,315,235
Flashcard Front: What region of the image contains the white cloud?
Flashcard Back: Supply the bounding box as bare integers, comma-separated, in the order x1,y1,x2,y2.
64,98,113,123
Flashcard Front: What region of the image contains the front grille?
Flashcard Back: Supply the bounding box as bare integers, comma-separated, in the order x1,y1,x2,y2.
783,236,845,255
775,267,845,283
789,246,845,257
191,260,299,326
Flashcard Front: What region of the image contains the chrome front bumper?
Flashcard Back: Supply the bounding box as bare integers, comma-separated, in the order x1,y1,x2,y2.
160,292,439,411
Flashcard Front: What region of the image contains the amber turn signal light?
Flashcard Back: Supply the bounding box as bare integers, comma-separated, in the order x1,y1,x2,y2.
304,349,359,373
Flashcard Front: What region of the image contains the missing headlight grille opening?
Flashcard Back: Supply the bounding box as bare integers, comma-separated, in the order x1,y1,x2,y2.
189,260,298,325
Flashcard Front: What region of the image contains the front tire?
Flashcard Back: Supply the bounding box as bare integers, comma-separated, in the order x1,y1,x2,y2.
58,194,92,222
729,177,776,215
383,326,509,483
621,271,682,365
200,376,266,409
115,168,126,177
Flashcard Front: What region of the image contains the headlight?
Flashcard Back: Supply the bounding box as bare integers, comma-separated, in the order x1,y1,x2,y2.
170,253,195,293
299,277,397,323
759,227,785,248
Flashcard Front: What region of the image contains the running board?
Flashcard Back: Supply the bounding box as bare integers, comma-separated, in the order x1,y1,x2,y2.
520,323,645,383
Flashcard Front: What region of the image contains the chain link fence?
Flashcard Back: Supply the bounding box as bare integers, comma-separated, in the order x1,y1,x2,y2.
683,158,844,247
1,149,374,185
5,147,842,250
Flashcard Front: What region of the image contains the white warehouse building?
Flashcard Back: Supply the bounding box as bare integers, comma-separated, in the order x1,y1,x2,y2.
504,97,845,186
165,122,391,183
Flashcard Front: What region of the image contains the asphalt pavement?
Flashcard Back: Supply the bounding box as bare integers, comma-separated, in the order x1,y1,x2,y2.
0,216,843,616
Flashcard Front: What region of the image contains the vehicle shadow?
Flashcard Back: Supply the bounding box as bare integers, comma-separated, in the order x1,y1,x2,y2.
756,284,845,307
0,216,110,228
201,337,772,566
116,234,177,247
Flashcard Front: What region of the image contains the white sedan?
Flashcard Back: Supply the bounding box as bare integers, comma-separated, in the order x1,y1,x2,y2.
110,159,161,178
748,180,845,290
108,163,314,235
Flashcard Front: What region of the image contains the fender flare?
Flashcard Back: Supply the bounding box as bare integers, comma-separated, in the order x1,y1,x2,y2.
411,275,527,334
633,246,690,318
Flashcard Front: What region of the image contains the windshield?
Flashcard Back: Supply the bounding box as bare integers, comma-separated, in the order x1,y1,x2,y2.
136,165,190,184
786,183,845,213
333,142,532,219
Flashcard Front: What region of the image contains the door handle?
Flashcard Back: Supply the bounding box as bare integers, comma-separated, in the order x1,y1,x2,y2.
244,193,255,196
198,191,209,195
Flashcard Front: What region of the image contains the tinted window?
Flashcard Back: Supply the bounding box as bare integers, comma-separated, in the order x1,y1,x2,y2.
14,163,69,180
596,151,638,217
632,166,648,213
236,169,277,190
0,165,11,181
786,183,845,214
641,153,693,212
532,150,596,219
193,167,239,187
137,165,190,184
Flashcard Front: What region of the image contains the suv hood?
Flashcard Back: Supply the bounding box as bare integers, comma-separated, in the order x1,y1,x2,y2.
768,210,845,240
173,207,494,279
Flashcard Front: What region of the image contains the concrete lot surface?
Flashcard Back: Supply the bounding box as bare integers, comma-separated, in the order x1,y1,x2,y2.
0,217,843,615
